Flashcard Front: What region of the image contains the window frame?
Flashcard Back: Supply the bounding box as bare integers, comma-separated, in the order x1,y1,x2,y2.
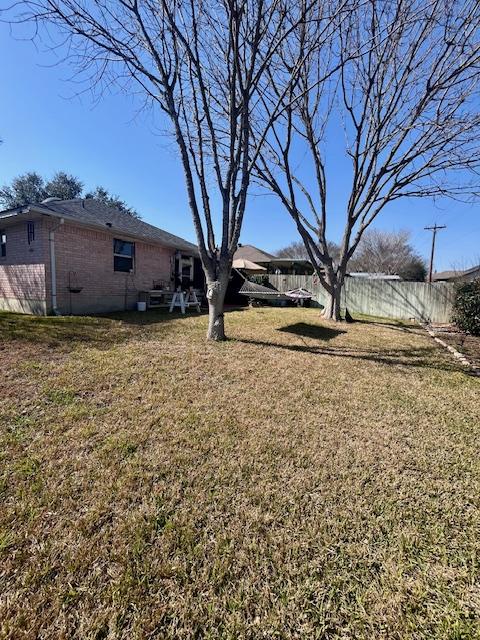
113,238,135,273
27,221,35,245
0,230,6,258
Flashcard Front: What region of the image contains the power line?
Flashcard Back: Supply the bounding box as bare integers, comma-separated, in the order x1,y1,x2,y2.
424,224,447,283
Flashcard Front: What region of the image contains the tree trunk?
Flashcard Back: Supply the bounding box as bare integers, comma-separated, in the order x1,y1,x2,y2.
206,279,227,341
322,279,343,321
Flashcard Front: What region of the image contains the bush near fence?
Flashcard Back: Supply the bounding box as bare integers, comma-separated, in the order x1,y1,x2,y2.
453,280,480,335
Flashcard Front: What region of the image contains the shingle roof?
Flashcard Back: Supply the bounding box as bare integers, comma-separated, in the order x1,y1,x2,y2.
432,270,461,281
463,264,480,276
233,244,275,263
433,265,480,281
1,198,198,253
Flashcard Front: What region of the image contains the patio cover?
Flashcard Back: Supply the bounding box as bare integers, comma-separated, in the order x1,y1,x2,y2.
232,258,267,271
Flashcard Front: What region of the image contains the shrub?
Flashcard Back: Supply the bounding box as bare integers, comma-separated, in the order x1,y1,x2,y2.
453,280,480,335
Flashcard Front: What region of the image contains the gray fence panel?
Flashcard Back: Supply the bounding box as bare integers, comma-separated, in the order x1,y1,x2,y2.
268,274,455,323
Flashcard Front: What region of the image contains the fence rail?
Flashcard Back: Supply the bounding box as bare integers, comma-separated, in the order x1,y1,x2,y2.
268,274,455,324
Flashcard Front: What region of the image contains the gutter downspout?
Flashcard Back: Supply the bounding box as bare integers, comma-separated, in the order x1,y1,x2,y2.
49,218,64,315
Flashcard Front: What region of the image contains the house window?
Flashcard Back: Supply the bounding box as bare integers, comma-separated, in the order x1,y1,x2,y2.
27,221,35,244
0,231,6,258
113,238,135,272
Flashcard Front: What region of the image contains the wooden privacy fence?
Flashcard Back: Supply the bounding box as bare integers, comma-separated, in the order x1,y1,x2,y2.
268,274,456,324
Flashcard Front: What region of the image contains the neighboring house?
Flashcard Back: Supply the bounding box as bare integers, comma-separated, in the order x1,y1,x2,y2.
433,265,480,283
234,245,422,280
0,198,199,315
234,244,276,264
234,244,314,275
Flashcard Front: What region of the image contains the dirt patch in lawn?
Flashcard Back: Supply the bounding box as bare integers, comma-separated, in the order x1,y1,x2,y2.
428,323,480,370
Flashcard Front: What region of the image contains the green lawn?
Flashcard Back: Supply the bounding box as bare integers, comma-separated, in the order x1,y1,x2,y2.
1,308,479,639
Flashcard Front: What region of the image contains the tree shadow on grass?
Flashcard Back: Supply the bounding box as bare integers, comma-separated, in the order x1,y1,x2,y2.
278,322,346,341
351,316,420,334
236,336,460,373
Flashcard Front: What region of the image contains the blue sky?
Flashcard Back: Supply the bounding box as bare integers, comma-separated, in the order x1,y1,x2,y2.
0,23,478,271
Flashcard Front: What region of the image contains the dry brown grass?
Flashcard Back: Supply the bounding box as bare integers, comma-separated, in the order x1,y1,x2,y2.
1,308,479,639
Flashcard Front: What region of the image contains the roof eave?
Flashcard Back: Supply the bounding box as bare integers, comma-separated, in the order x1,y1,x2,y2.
31,206,197,253
463,265,480,275
0,204,198,253
0,204,36,219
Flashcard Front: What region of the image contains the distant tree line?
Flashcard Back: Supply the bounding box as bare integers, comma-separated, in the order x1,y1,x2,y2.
0,171,139,218
277,230,427,281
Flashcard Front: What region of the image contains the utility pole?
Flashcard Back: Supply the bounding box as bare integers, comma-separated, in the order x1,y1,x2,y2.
424,224,446,283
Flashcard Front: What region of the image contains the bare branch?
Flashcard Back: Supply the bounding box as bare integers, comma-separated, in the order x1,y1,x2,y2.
255,0,480,320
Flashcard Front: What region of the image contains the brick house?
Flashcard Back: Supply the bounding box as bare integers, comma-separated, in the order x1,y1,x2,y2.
0,198,200,315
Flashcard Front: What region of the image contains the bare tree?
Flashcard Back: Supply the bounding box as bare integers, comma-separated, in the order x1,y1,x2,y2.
276,239,340,262
8,0,332,339
255,0,480,320
349,230,427,281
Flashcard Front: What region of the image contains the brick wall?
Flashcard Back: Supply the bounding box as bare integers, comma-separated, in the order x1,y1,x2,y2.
0,219,48,314
54,222,176,314
0,217,182,315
